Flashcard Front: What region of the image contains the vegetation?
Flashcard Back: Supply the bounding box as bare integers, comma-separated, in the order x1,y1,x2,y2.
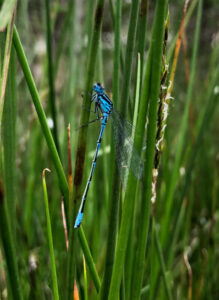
0,0,218,299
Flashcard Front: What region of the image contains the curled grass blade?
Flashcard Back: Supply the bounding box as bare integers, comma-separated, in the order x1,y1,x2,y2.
42,169,60,300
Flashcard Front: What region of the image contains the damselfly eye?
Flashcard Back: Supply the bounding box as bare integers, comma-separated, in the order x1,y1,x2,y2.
93,82,104,93
97,82,104,89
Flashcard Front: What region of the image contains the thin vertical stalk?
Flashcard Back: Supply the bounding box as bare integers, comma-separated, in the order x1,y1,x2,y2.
66,123,77,299
45,0,60,154
120,0,140,115
66,124,77,300
167,0,191,97
161,0,203,247
167,0,198,62
112,0,121,110
0,11,15,128
109,0,124,72
136,0,148,90
130,1,168,299
0,178,23,300
24,125,41,243
42,169,60,300
149,218,156,300
2,47,16,230
67,0,77,102
83,256,88,300
99,0,121,298
99,165,120,299
124,53,141,300
78,229,101,291
154,224,173,300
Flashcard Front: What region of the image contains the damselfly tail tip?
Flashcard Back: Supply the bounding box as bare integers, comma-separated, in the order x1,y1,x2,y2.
74,212,83,228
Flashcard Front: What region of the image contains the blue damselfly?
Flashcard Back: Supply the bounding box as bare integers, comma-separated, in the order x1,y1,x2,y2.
74,82,143,228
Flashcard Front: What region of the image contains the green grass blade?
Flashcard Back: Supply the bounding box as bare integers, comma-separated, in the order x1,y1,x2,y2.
42,169,60,300
124,53,141,300
136,0,148,89
44,0,60,154
99,0,122,298
0,178,23,300
109,0,124,72
2,47,16,231
120,0,140,114
78,228,101,291
83,256,88,300
154,224,173,300
65,124,77,300
112,0,121,109
0,11,15,128
149,218,156,300
24,125,41,243
0,0,16,31
132,53,141,130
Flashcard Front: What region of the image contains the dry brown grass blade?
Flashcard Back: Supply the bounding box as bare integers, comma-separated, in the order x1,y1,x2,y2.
168,0,191,96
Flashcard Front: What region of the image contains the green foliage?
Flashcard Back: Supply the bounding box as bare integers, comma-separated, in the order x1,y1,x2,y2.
0,1,218,299
0,0,16,31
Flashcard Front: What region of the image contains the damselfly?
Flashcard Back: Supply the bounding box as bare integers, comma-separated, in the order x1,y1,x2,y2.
74,82,143,228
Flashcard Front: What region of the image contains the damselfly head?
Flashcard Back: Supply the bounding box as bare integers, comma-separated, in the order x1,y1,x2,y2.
93,82,104,94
